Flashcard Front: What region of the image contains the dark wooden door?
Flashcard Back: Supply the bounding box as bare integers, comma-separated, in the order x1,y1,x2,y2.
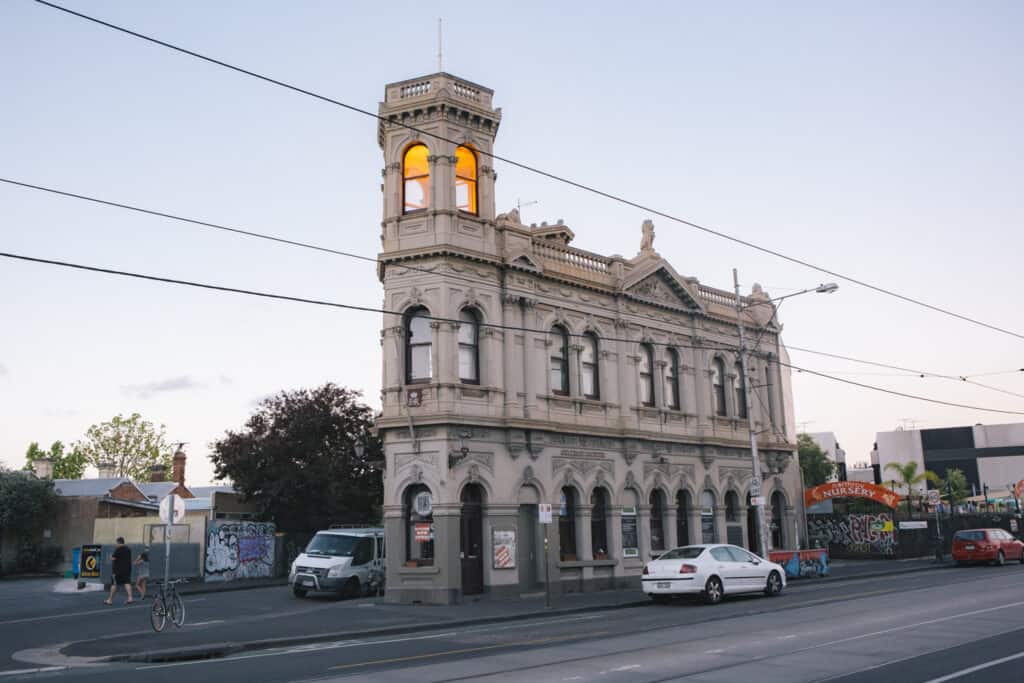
460,485,484,596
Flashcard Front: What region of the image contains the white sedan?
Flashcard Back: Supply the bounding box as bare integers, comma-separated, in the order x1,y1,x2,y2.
641,544,786,604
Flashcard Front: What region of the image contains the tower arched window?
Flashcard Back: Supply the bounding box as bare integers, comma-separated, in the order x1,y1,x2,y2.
455,145,478,214
734,362,748,419
712,357,727,416
581,332,599,400
665,348,681,410
458,308,480,384
549,325,570,396
590,488,610,559
403,144,430,213
639,343,655,407
405,307,432,384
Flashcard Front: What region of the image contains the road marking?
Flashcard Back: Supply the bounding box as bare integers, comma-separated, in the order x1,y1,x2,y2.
187,620,224,627
0,667,66,677
0,597,206,626
922,650,1024,683
611,664,641,672
327,631,609,671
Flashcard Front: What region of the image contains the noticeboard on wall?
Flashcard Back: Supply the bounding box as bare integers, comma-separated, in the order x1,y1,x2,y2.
621,506,638,557
492,529,516,569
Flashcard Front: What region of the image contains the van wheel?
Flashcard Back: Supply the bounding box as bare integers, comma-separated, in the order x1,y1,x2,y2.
340,577,361,599
292,587,307,598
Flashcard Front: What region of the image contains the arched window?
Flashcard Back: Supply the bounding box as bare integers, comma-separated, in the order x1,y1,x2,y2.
403,144,430,213
639,343,655,407
590,488,610,559
665,348,681,410
700,490,717,543
649,490,666,552
404,484,434,567
549,325,569,396
725,491,739,522
559,487,577,561
712,357,727,416
581,332,599,400
676,490,691,545
405,307,432,384
771,491,785,549
455,145,478,214
458,308,479,384
734,362,748,419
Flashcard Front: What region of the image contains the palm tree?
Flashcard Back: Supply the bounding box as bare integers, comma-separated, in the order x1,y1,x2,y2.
884,462,940,515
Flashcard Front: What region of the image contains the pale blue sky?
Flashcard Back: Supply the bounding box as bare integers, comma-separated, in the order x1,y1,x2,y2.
2,1,1022,484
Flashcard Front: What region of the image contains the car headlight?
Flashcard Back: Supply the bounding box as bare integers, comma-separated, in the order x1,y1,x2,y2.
327,565,345,578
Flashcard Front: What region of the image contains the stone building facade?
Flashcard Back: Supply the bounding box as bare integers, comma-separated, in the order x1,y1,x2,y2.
375,72,804,604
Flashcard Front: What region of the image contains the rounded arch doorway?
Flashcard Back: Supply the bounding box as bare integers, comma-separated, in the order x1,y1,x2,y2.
460,483,485,596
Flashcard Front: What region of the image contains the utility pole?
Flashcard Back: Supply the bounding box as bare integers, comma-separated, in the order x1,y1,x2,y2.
734,269,770,557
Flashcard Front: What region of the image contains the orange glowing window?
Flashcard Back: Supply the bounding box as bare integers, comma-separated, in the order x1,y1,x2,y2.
403,144,430,213
455,145,478,214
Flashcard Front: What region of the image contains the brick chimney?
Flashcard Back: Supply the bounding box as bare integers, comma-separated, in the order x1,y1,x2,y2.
172,449,187,486
33,458,54,479
150,464,167,483
97,460,117,478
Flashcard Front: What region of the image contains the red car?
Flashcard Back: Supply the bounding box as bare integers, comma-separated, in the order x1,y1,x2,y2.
951,528,1024,565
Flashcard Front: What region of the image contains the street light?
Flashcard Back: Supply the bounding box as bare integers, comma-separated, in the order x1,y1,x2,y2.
734,270,838,557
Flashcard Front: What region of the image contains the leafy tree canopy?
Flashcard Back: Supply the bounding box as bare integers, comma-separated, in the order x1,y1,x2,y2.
0,468,59,535
798,434,835,487
210,384,382,532
23,441,87,480
938,467,970,506
76,413,173,481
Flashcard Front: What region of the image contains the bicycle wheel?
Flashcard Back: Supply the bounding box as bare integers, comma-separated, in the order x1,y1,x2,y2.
170,590,185,628
150,595,167,632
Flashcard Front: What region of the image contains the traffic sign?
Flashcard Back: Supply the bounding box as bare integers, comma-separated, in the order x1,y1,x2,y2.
159,493,185,525
539,503,553,524
749,477,762,496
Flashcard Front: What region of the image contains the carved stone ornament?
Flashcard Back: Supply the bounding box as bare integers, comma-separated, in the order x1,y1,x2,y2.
463,287,479,308
624,450,637,466
625,470,637,490
703,474,715,493
408,286,422,306
523,465,534,482
640,219,655,253
468,464,480,483
595,469,606,486
700,452,715,468
412,465,424,483
563,468,574,487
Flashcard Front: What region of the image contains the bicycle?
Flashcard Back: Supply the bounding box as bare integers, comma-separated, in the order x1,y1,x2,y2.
150,578,186,632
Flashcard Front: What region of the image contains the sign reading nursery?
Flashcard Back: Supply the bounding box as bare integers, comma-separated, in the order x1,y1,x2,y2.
804,481,901,510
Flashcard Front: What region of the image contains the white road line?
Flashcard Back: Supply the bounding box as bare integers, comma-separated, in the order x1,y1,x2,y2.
611,664,641,671
0,598,207,626
0,666,65,677
186,620,225,627
922,650,1024,683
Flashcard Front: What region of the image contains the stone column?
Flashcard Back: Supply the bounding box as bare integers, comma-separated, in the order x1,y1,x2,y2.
654,360,667,409
737,504,750,550
570,344,584,398
429,321,443,384
577,506,594,562
691,507,705,544
664,507,678,550
432,504,462,604
608,505,625,586
502,295,522,415
714,505,727,545
637,504,652,561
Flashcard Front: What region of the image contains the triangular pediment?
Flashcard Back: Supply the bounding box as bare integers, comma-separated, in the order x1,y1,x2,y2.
622,261,704,313
507,252,543,273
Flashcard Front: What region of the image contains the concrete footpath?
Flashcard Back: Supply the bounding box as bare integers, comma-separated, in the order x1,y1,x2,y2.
58,556,947,664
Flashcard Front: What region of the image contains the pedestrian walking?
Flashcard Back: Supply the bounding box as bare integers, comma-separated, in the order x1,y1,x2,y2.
134,546,150,599
104,537,134,605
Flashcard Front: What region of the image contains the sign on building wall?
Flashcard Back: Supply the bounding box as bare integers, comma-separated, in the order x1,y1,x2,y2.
205,521,276,582
80,545,101,578
492,529,516,569
804,481,901,509
621,506,638,557
539,503,553,524
414,523,432,543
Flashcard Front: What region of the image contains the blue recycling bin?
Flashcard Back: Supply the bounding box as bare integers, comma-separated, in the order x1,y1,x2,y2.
71,547,81,578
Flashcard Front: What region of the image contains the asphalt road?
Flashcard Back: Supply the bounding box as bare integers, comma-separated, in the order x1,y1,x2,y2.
3,565,1024,682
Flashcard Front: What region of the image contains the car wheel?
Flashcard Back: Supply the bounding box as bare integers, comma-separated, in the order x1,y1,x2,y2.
292,586,307,598
703,576,723,605
764,571,783,597
995,551,1005,567
650,594,672,605
340,577,361,599
1019,549,1024,564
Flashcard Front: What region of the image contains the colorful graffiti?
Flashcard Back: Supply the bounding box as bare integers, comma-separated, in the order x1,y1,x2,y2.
768,549,830,579
205,521,276,581
808,513,895,556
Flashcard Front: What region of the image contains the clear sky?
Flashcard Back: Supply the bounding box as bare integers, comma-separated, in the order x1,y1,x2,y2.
2,1,1022,486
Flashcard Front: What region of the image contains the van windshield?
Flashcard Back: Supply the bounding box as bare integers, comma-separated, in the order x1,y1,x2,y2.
305,533,360,557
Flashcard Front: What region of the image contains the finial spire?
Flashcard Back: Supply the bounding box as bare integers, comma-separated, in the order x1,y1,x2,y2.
437,18,443,72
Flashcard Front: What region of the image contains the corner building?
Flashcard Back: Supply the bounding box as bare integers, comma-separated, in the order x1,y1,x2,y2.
376,72,804,604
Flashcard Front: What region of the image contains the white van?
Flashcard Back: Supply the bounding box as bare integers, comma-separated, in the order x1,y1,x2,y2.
289,527,385,599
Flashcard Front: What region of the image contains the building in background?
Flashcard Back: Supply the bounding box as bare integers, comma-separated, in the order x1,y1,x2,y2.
870,423,1024,494
807,432,847,481
374,71,804,604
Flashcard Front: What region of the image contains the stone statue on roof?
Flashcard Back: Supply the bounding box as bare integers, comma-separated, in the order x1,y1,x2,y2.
640,219,655,253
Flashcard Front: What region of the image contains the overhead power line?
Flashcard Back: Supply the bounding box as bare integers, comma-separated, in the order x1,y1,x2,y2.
5,175,1021,403
3,249,1023,417
31,0,1024,343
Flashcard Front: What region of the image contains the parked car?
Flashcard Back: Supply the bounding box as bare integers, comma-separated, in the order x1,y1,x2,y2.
951,528,1024,566
289,527,385,598
641,544,786,605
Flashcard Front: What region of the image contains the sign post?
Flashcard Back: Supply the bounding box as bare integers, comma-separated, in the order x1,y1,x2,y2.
159,493,185,583
539,503,552,609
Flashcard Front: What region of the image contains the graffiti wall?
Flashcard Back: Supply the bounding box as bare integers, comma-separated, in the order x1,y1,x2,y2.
205,521,276,581
808,513,895,557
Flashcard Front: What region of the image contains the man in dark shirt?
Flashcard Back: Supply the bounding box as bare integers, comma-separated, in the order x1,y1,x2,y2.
104,537,134,605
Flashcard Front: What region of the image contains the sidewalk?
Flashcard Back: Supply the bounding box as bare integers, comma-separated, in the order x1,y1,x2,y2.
61,556,948,664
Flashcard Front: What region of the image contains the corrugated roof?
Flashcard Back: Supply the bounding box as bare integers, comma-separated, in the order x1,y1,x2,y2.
137,482,178,500
53,478,130,497
190,485,237,497
184,497,212,511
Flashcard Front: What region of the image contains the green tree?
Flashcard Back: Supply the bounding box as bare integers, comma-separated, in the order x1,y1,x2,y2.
76,413,172,481
23,441,87,480
210,384,382,532
884,461,940,514
938,467,969,509
798,434,835,487
0,467,59,554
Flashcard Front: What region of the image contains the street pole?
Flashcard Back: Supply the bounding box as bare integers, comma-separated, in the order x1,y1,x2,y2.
542,523,551,609
164,493,175,583
734,269,770,557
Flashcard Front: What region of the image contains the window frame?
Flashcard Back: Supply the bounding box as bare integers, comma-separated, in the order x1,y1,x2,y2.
404,484,434,567
649,490,666,552
734,362,748,419
549,325,570,396
639,343,655,407
458,308,480,385
454,145,478,215
402,143,431,214
712,357,728,417
404,307,433,385
590,488,610,559
581,332,600,400
558,487,578,561
665,347,681,410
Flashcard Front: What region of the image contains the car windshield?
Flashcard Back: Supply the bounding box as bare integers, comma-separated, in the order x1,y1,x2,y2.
657,547,706,560
954,531,985,542
305,533,360,557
